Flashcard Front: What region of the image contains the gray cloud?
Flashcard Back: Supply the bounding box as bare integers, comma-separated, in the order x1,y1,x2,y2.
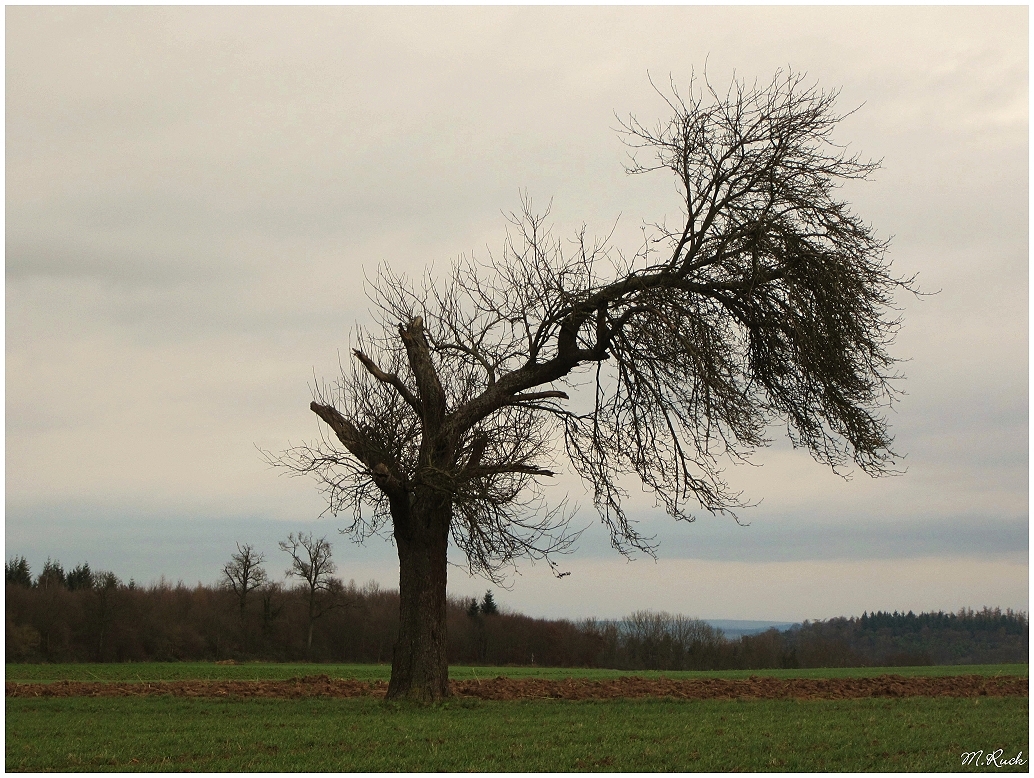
6,502,1025,597
6,6,1027,618
647,513,1028,564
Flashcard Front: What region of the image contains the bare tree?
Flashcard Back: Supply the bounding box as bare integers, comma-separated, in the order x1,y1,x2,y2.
222,543,269,617
279,533,341,656
272,70,914,700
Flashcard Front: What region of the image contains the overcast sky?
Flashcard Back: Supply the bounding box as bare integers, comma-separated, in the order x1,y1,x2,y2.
6,6,1028,622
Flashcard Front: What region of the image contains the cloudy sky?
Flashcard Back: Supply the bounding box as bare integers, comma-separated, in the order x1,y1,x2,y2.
6,6,1027,622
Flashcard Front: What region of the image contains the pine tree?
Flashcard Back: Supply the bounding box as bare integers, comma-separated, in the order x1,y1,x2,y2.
36,558,65,590
5,555,32,587
480,590,498,616
66,562,95,591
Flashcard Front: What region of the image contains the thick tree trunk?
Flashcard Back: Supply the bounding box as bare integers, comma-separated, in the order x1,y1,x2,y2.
386,494,451,702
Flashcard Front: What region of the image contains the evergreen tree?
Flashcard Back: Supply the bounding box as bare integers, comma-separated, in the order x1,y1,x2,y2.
36,558,65,590
5,555,32,587
480,590,498,615
66,562,95,591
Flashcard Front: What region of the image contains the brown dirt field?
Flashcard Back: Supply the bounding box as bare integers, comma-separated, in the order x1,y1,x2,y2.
5,674,1027,701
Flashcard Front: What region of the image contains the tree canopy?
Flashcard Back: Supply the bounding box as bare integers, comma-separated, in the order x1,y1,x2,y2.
278,71,911,577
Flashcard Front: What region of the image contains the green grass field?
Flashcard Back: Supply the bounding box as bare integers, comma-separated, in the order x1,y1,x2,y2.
6,695,1027,772
6,663,1029,772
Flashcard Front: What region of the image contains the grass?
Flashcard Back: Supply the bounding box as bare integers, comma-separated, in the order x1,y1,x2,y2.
6,663,1028,771
6,695,1029,772
6,661,1028,683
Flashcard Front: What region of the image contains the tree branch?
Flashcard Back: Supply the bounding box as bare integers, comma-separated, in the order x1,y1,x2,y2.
351,349,422,416
468,463,557,478
437,342,497,385
398,316,447,434
309,401,406,493
509,390,570,404
464,433,489,473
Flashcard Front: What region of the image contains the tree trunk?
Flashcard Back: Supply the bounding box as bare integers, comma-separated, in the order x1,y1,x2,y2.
387,494,451,702
240,606,250,654
306,589,317,658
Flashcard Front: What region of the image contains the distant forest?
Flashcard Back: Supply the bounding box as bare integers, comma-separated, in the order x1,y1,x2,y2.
6,555,1028,668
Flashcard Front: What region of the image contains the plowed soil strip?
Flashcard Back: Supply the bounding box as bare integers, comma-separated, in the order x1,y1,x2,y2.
6,674,1027,701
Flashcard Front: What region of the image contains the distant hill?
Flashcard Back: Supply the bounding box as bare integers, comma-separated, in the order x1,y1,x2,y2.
705,619,798,638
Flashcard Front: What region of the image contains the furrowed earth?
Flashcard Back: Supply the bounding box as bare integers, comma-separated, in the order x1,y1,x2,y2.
7,673,1026,701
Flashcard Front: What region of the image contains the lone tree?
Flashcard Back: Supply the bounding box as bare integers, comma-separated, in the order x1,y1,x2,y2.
279,532,341,656
273,71,914,701
480,590,499,616
223,543,269,617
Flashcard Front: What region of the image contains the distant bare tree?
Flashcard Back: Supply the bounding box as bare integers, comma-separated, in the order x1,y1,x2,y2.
222,543,268,617
279,533,342,656
272,70,914,700
623,610,726,670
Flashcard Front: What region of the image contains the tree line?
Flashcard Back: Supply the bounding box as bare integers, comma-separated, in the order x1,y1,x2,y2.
6,552,1026,668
